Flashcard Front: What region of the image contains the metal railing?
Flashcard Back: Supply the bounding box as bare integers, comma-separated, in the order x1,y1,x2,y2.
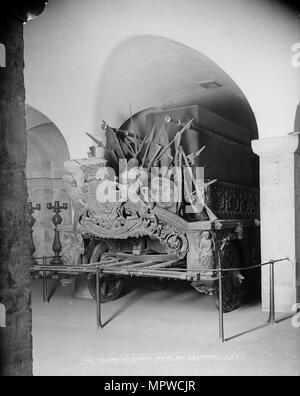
30,256,290,343
215,258,289,343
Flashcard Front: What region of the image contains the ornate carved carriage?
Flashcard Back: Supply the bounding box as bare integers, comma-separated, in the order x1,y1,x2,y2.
63,105,260,312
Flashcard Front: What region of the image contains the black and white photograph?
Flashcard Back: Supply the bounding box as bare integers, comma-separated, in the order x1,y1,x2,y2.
0,0,299,379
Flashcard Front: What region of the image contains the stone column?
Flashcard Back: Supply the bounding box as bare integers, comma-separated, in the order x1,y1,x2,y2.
0,15,33,377
252,134,300,313
0,1,46,376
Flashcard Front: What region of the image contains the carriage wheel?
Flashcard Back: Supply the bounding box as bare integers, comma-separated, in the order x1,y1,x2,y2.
87,241,125,303
215,242,246,313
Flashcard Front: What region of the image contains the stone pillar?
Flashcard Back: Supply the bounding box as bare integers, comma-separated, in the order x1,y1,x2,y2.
0,15,33,377
252,134,300,313
0,1,46,377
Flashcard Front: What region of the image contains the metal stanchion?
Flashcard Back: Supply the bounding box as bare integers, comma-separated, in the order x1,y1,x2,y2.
267,260,276,325
96,267,103,329
42,256,48,304
47,201,68,265
218,267,225,343
214,234,225,343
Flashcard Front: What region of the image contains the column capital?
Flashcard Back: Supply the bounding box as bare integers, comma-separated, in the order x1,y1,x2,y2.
252,133,300,157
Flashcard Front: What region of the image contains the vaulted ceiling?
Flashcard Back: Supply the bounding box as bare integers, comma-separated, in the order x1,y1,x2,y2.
96,36,258,138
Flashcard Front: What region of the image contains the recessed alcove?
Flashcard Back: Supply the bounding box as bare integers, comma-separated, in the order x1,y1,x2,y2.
25,105,72,257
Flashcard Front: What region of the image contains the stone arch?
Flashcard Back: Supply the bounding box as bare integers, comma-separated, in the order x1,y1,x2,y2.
25,104,72,257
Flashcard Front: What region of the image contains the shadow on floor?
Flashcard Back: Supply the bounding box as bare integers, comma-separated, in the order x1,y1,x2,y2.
103,287,150,327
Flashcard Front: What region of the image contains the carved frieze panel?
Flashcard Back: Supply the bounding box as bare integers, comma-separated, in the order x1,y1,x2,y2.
78,203,189,259
205,182,259,219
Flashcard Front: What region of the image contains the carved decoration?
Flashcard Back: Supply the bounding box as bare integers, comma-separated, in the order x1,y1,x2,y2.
78,202,189,259
213,227,244,262
188,224,245,272
63,154,190,261
198,232,215,269
187,231,215,271
205,183,259,219
61,229,84,266
213,230,247,312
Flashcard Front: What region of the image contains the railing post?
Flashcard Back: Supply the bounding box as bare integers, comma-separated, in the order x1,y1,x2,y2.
267,260,276,325
96,267,103,329
42,256,48,304
213,233,225,343
218,266,225,343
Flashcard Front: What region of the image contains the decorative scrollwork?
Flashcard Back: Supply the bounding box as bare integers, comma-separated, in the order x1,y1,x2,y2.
64,158,190,259
78,203,189,259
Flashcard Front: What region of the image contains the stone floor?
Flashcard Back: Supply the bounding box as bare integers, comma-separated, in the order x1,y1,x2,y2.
31,278,300,376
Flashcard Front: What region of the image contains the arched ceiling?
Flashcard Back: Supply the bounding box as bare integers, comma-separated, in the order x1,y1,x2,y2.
24,0,299,158
96,36,258,138
27,133,53,178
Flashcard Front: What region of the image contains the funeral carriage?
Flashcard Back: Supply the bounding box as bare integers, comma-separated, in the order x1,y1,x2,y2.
63,105,260,313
